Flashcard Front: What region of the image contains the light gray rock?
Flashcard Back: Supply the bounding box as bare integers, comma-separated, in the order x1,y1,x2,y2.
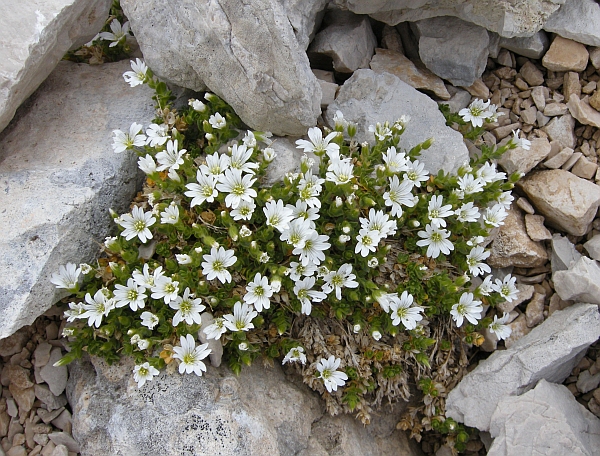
324,70,469,175
33,343,52,368
553,257,600,304
0,0,112,134
0,60,152,340
49,445,69,456
48,432,80,453
498,137,551,175
446,303,600,432
284,0,329,50
121,0,321,136
197,313,223,368
308,10,377,73
551,233,582,273
488,380,600,456
67,355,419,456
543,0,600,47
542,35,589,73
567,94,600,129
411,16,489,87
441,86,472,113
40,348,68,396
263,137,303,186
577,370,600,394
584,235,600,261
34,384,67,412
499,31,550,59
543,102,569,117
543,146,574,169
518,169,600,236
524,214,552,242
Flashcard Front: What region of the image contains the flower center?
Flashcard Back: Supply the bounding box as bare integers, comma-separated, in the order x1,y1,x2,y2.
133,220,146,232
165,283,176,294
321,368,332,379
430,209,439,218
202,185,213,197
431,232,442,243
212,260,224,272
456,304,466,315
235,320,246,330
254,286,264,297
332,275,344,287
138,366,148,376
180,299,192,314
297,289,308,300
362,236,373,246
232,183,246,196
127,290,138,301
183,353,196,364
407,171,417,181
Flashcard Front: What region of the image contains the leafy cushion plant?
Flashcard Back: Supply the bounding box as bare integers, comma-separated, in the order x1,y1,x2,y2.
52,59,526,449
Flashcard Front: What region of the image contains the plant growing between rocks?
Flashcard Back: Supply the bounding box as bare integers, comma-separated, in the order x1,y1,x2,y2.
50,59,528,451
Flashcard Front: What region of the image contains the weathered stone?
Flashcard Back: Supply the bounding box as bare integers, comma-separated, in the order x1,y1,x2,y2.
34,385,67,412
488,380,600,456
498,137,551,175
8,385,34,414
531,86,547,111
37,408,65,425
584,235,600,261
498,284,535,313
380,24,403,54
487,207,548,269
577,369,600,394
6,447,26,456
121,0,321,136
316,79,338,109
543,0,600,47
591,47,600,70
49,445,68,456
446,304,600,432
542,35,589,72
568,94,600,129
0,411,8,438
5,366,32,390
0,61,153,340
543,146,573,169
519,61,545,87
572,156,599,180
441,87,472,113
0,330,30,358
553,256,600,305
51,410,72,433
308,11,377,73
563,72,582,103
520,105,537,125
369,48,450,100
284,0,329,50
499,31,550,59
492,122,522,141
543,102,568,117
0,0,112,135
551,233,582,274
263,137,302,186
39,349,67,397
516,197,535,215
411,16,489,87
518,169,600,236
525,214,552,242
47,433,79,454
525,292,545,327
324,70,468,175
589,89,600,111
33,344,52,369
562,152,583,171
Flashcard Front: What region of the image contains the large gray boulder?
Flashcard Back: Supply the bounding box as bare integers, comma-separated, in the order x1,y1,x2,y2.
543,0,600,47
324,69,468,175
67,355,421,456
0,60,153,339
330,0,565,38
0,0,111,135
553,257,600,305
446,303,600,432
121,0,322,136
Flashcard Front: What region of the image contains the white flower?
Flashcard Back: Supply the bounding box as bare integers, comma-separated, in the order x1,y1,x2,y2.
160,203,180,225
483,204,508,227
50,263,81,290
231,200,256,221
201,247,237,283
282,346,307,365
427,195,454,228
353,324,361,333
137,339,150,350
296,171,323,209
450,292,483,327
117,206,156,243
316,356,348,393
263,147,277,162
271,279,282,293
156,139,186,172
369,122,392,141
416,224,454,259
200,152,230,177
176,254,192,265
203,317,227,340
140,311,159,330
287,261,318,282
242,131,257,149
457,174,485,197
112,122,146,153
467,235,485,247
338,234,350,243
333,110,348,129
477,162,506,184
104,236,118,251
138,154,157,174
172,334,211,376
492,274,519,302
455,202,480,223
497,191,514,210
81,290,115,328
404,160,429,187
185,172,219,207
367,258,379,267
489,312,512,340
374,291,399,312
114,278,147,311
238,342,249,351
229,144,259,174
263,199,294,232
99,19,129,46
132,264,164,289
383,146,408,174
326,159,354,185
478,274,495,296
223,302,258,332
372,330,382,341
389,291,424,330
511,129,531,150
295,127,340,157
466,246,491,277
280,218,312,248
189,99,206,112
123,58,148,87
384,175,415,217
459,99,491,127
209,112,227,129
322,264,358,300
64,302,86,322
170,288,206,326
133,362,160,387
244,273,273,312
360,208,397,238
146,123,169,147
216,168,257,209
293,230,330,266
294,277,327,315
150,275,179,304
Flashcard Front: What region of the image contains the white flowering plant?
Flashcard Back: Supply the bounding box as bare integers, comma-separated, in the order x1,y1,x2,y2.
53,58,525,448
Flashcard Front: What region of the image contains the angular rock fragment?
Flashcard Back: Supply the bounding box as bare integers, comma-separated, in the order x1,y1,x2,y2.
543,0,600,47
542,35,589,72
553,257,600,304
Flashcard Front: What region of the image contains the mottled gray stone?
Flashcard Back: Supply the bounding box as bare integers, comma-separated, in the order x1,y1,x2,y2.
40,348,68,396
498,137,551,175
551,234,582,274
584,235,600,261
499,31,550,59
543,0,600,47
553,257,600,305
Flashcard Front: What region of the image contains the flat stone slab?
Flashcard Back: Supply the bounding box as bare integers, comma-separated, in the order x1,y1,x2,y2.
0,60,154,339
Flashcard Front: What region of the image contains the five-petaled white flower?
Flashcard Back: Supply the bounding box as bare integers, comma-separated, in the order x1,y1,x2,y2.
229,144,259,174
316,356,348,393
450,292,483,327
150,275,179,304
172,334,212,376
355,228,381,257
64,302,86,322
457,174,485,197
511,129,531,150
492,274,519,302
483,204,508,227
455,202,480,223
244,273,273,312
326,159,354,185
160,203,180,225
50,263,81,290
369,122,392,141
384,175,416,217
81,290,115,328
156,139,186,172
117,206,156,243
170,288,206,326
216,168,257,209
466,246,491,277
477,162,506,184
459,99,492,127
295,127,340,157
201,246,237,283
322,264,358,300
287,261,318,282
389,291,424,330
140,311,159,330
114,278,147,311
146,123,169,147
123,58,148,87
282,346,307,365
133,264,164,289
231,200,256,221
189,99,206,112
489,312,512,340
416,224,454,259
294,277,327,315
138,154,157,174
99,19,130,47
112,122,146,153
427,195,454,228
223,302,258,332
477,274,495,296
185,172,219,207
293,230,330,266
133,362,160,387
263,199,294,233
404,160,429,187
209,112,227,129
497,191,514,210
200,152,230,177
383,146,408,174
203,317,227,340
280,218,312,249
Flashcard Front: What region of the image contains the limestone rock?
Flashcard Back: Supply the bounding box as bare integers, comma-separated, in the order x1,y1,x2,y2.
519,61,545,87
542,114,576,148
121,0,321,136
498,137,551,175
567,94,600,129
0,60,153,340
39,349,68,397
584,235,600,261
263,137,303,186
543,0,600,47
551,233,582,273
499,31,550,59
518,169,600,236
308,11,377,73
284,0,329,50
543,146,574,169
324,70,469,175
542,35,589,72
553,256,600,304
446,303,600,432
572,156,598,180
369,48,450,100
487,207,548,269
411,16,489,87
0,0,112,134
524,214,552,241
488,380,600,456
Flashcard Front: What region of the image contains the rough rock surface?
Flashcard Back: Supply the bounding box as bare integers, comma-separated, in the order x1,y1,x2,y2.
121,0,321,136
499,31,550,59
324,70,468,175
542,35,589,72
488,380,600,456
498,137,551,175
0,60,153,339
517,169,600,236
553,257,600,305
284,0,329,50
67,355,420,456
0,0,111,134
445,304,600,432
543,0,600,47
